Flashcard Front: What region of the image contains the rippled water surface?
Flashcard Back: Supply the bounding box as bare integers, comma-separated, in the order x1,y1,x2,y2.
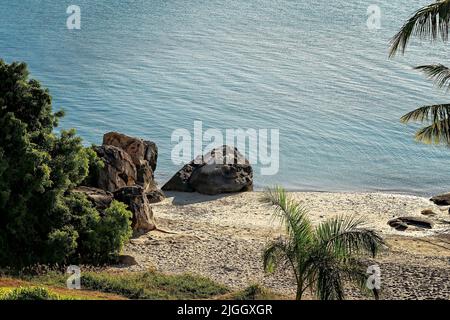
2,0,450,195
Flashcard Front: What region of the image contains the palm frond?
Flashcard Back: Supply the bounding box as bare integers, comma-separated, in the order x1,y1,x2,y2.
263,186,313,246
400,104,450,144
312,255,345,300
314,215,384,258
263,238,293,273
415,118,450,144
401,103,450,123
389,0,450,57
415,64,450,90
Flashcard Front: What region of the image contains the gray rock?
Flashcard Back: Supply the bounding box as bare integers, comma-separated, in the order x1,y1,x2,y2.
430,193,450,206
72,186,113,212
93,145,137,192
162,145,253,195
387,219,409,231
118,255,138,266
103,131,158,171
388,216,434,230
113,185,156,234
421,209,437,217
146,189,166,204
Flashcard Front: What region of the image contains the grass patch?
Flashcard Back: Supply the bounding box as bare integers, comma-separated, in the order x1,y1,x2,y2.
221,284,280,300
2,270,284,300
0,286,71,300
79,271,229,299
24,270,229,300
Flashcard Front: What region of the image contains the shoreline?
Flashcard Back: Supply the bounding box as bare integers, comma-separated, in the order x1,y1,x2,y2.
155,176,444,198
121,190,450,299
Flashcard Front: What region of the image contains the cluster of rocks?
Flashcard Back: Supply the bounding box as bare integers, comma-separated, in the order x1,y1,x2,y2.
162,145,253,195
74,132,164,234
387,192,450,232
74,134,254,235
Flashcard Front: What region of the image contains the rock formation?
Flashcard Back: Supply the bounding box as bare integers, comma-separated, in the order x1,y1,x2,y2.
113,185,156,234
79,132,164,234
162,145,253,195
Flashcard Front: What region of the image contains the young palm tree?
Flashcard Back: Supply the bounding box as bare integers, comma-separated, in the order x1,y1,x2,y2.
390,0,450,144
263,187,384,300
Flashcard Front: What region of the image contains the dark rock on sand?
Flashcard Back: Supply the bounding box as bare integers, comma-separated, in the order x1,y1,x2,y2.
388,216,434,230
388,219,409,231
113,185,156,234
146,189,166,204
118,254,138,266
430,193,450,206
162,145,253,195
421,209,437,217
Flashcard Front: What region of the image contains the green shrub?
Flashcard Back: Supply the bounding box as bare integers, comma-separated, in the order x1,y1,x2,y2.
226,284,277,300
81,146,104,187
80,201,132,263
0,60,132,266
78,271,229,300
0,287,59,300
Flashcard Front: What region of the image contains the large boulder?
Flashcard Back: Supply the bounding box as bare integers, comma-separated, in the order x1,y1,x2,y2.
430,193,450,206
72,186,113,212
103,132,160,195
93,145,137,192
103,132,158,171
113,185,156,234
162,145,253,195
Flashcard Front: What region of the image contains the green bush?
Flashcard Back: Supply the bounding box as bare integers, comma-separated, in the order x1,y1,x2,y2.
81,146,104,187
79,201,132,263
0,287,59,300
0,60,132,266
78,271,229,300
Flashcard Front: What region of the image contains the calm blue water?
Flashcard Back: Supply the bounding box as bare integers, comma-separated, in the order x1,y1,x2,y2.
2,0,450,195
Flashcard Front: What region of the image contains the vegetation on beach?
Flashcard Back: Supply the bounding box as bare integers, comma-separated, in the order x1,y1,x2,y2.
0,270,281,300
262,187,384,300
390,0,450,145
0,60,132,266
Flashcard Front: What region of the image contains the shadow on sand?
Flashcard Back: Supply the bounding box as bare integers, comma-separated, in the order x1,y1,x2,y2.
163,191,236,205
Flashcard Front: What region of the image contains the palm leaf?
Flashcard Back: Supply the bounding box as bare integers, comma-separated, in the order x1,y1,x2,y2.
401,103,450,123
314,215,384,258
401,104,450,144
415,118,450,143
263,186,313,247
263,238,294,273
389,0,450,57
311,254,345,300
415,64,450,90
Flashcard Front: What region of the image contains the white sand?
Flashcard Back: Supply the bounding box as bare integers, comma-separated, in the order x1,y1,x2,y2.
123,191,450,299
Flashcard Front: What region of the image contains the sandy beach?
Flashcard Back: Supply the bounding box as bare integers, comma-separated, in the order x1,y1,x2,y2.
122,191,450,300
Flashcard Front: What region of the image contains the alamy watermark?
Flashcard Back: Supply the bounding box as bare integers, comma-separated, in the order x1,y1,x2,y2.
171,121,279,175
367,5,381,30
66,5,81,30
366,264,381,291
66,265,81,290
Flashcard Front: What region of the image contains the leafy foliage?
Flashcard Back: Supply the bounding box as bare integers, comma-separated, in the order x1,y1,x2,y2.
389,1,450,145
389,0,450,57
0,287,60,300
72,271,229,300
0,60,132,266
263,187,384,300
